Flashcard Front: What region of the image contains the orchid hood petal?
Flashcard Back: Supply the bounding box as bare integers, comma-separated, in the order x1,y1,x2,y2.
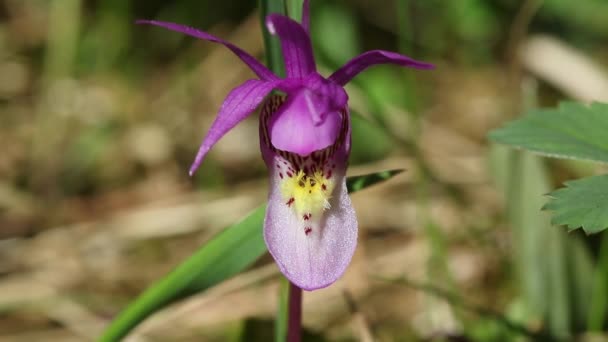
268,88,342,156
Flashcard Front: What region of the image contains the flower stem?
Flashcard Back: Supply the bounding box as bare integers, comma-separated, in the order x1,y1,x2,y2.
259,0,286,77
259,1,303,341
286,0,303,22
287,282,302,342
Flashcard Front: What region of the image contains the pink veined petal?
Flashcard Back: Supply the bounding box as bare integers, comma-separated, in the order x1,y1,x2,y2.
301,0,311,34
328,49,434,86
136,20,278,81
265,14,316,79
269,89,341,156
261,150,357,291
189,79,279,175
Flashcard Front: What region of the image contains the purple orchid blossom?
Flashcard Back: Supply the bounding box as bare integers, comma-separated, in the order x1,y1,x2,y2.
137,0,432,291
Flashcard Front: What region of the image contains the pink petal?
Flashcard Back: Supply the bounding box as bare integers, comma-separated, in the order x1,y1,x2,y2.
189,79,279,175
329,50,434,86
262,153,357,291
269,89,341,156
265,14,316,79
136,20,277,81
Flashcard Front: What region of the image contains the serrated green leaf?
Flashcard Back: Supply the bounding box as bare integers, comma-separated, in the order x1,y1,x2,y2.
99,170,403,342
489,102,608,164
543,175,608,234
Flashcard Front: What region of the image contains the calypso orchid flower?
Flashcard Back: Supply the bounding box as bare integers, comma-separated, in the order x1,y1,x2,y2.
137,0,432,291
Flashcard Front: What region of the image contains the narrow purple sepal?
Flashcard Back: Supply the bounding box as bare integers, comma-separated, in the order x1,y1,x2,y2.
136,20,278,81
265,14,316,79
189,79,279,175
329,49,434,86
301,0,311,34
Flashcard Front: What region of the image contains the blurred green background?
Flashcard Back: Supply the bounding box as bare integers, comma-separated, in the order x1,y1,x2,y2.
1,0,608,341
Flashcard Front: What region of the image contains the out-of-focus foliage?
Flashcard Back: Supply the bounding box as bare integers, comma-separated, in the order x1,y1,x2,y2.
491,102,608,234
2,0,608,340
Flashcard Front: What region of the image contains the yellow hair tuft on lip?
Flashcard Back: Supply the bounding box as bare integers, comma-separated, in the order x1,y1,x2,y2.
281,169,335,221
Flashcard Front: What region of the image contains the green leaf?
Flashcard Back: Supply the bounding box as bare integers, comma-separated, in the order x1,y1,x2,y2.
489,102,608,164
99,170,403,341
285,0,303,22
543,175,608,234
99,205,267,342
346,169,403,192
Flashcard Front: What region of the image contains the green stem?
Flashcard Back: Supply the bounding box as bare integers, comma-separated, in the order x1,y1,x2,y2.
259,0,287,77
275,278,290,342
286,0,303,22
259,2,306,341
587,232,608,331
